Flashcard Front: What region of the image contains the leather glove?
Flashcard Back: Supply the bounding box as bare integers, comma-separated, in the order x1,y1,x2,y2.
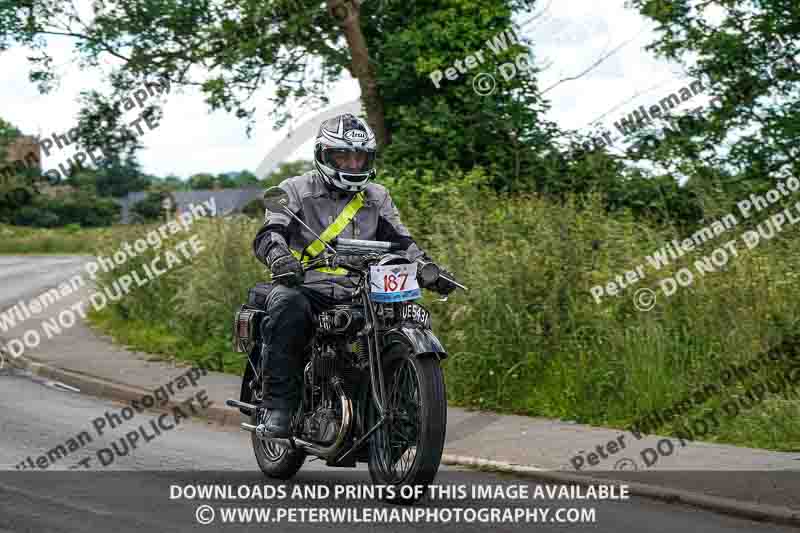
332,254,369,270
418,259,458,295
267,245,304,287
433,267,458,296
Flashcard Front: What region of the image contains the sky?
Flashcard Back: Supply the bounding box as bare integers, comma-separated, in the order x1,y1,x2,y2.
0,0,713,181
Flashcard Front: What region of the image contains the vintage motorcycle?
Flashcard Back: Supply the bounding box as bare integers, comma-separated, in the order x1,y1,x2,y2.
226,187,467,502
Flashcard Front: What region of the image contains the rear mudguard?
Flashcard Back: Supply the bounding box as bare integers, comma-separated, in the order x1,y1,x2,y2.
382,326,448,360
239,345,261,413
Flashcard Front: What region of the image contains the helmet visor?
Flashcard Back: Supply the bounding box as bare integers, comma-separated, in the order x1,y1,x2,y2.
322,148,376,174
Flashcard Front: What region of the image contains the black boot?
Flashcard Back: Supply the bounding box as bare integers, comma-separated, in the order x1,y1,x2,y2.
258,407,292,438
257,285,311,439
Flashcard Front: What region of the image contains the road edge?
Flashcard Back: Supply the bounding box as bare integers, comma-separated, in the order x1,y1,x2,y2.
7,354,800,527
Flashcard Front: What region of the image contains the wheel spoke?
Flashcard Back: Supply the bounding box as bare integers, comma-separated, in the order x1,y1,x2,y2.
372,357,424,483
388,375,400,409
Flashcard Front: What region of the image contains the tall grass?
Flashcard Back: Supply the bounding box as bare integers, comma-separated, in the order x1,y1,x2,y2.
0,223,152,255
87,172,800,450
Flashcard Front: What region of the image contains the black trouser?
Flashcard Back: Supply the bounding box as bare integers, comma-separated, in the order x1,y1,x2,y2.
259,284,340,411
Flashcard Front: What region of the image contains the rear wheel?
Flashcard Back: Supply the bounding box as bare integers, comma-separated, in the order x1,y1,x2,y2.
248,351,306,480
251,409,307,480
367,341,447,503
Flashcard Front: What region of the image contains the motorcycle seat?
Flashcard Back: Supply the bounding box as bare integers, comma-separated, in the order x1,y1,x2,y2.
247,282,275,309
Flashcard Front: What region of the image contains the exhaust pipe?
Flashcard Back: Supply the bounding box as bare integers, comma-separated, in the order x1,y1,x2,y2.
244,379,353,460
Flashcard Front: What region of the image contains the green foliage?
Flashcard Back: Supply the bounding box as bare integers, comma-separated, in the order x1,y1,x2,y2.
0,186,36,223
73,89,145,167
88,216,265,373
231,170,259,187
0,117,22,160
0,115,41,217
7,0,799,451
87,169,800,450
625,0,800,191
188,173,216,190
0,222,138,254
0,0,564,186
372,1,563,191
13,205,61,227
151,174,188,191
264,160,313,186
185,170,262,190
89,161,149,198
0,0,350,131
241,198,264,219
131,191,168,222
13,191,120,227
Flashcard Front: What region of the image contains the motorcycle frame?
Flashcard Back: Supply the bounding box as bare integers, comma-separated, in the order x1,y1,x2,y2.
311,261,390,465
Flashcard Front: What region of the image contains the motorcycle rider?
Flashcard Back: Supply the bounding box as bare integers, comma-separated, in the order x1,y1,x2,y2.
252,113,456,438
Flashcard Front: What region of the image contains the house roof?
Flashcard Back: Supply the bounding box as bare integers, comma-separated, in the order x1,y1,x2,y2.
169,188,262,215
117,187,263,223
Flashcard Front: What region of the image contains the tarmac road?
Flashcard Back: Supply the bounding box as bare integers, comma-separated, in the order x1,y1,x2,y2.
0,256,797,532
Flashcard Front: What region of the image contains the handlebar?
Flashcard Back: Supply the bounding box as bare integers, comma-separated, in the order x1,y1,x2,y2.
331,238,404,254
265,196,465,288
272,245,468,292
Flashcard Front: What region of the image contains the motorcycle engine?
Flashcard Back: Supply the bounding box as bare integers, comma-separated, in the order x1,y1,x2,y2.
316,306,365,337
303,407,340,444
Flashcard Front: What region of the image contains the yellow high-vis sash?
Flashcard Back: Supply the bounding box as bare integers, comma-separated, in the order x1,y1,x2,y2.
291,191,365,275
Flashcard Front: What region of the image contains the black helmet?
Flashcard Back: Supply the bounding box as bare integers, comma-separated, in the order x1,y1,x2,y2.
314,113,377,192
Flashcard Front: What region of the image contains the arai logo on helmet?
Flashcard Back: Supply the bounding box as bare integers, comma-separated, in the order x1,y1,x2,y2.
344,130,368,142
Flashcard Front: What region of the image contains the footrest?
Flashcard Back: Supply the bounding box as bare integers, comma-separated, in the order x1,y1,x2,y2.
226,398,256,415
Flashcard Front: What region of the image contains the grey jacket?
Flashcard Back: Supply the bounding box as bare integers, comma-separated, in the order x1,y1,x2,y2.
253,170,426,299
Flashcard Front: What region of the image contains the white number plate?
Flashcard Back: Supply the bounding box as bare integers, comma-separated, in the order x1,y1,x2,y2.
369,263,421,302
401,302,431,328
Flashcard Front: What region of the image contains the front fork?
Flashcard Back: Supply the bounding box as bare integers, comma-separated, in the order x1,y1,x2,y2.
361,287,390,418
333,289,390,464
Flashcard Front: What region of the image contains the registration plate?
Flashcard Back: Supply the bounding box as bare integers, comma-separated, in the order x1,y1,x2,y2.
369,263,421,302
400,302,431,328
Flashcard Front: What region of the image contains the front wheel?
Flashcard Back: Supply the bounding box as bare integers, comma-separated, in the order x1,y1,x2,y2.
367,340,447,503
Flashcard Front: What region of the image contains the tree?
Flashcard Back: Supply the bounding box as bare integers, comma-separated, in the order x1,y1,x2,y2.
131,191,169,222
92,160,149,197
0,186,36,223
188,173,217,190
0,1,567,162
0,117,22,158
147,174,188,191
626,0,800,191
162,174,188,190
264,160,314,186
13,191,121,227
233,170,259,187
219,170,260,188
0,116,42,211
64,168,103,193
363,1,564,192
0,0,393,145
241,198,265,218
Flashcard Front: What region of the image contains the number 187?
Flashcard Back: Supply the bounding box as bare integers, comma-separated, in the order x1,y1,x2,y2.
383,273,407,291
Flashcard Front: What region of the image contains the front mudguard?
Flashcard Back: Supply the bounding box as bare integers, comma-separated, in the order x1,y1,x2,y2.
382,325,448,360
